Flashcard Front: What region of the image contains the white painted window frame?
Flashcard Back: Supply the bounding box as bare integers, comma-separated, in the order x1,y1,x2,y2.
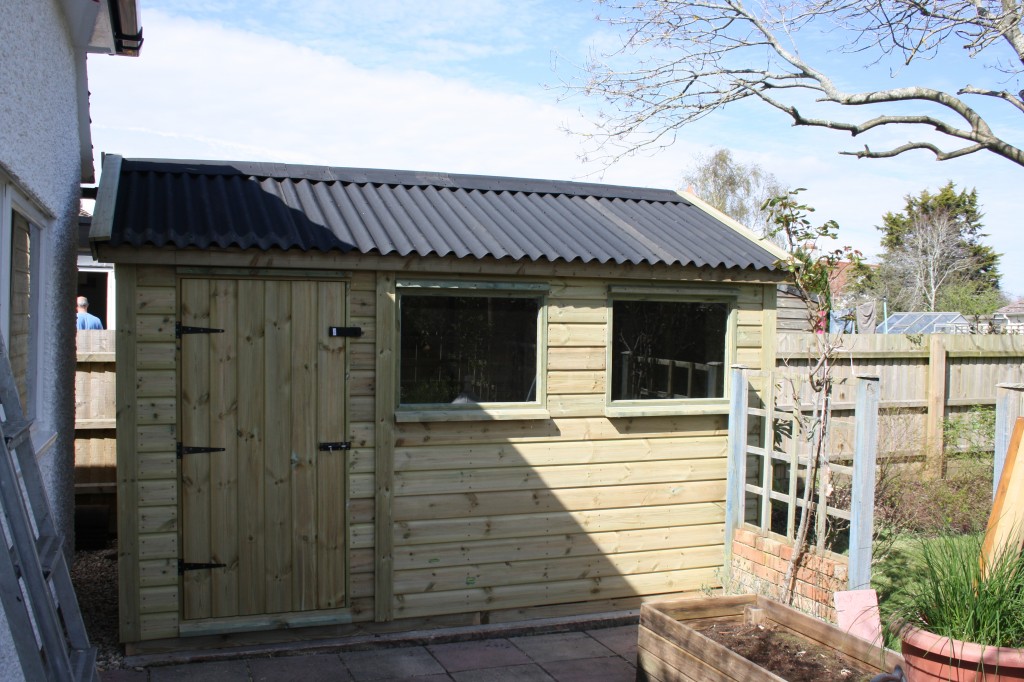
0,174,53,430
75,256,116,330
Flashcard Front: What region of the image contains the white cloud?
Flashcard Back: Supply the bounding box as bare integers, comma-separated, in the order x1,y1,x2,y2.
87,8,1024,297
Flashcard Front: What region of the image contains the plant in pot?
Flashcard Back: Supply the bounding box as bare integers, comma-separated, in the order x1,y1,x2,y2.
887,534,1024,681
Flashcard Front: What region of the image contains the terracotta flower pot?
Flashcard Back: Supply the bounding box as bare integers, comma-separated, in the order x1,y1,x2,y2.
901,625,1024,681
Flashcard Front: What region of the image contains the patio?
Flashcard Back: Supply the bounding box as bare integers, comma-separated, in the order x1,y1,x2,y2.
100,625,638,682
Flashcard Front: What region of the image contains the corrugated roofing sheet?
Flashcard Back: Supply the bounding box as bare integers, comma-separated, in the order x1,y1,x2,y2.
100,158,780,271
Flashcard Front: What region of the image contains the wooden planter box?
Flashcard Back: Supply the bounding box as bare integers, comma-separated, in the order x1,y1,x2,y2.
637,594,905,681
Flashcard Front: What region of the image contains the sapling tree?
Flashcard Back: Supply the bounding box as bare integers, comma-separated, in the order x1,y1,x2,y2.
764,190,862,604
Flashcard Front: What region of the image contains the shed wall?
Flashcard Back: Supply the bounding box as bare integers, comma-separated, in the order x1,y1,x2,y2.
115,256,776,643
776,286,812,333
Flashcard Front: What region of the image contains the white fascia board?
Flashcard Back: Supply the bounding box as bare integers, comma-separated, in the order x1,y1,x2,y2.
89,154,122,252
75,51,94,184
59,0,103,49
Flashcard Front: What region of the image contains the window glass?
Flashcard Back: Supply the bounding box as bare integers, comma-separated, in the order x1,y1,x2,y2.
400,294,539,405
611,299,728,401
10,210,31,411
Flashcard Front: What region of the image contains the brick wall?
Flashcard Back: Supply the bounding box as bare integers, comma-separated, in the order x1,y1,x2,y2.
730,528,848,622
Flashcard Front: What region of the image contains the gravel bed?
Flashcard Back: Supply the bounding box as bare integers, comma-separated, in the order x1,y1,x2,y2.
71,540,126,671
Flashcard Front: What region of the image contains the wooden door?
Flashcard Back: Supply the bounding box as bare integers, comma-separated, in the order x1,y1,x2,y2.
179,278,349,620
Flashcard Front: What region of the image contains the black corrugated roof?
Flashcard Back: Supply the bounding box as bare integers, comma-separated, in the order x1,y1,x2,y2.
98,157,780,271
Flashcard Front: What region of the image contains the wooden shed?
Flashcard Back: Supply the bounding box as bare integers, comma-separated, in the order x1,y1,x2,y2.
91,155,788,649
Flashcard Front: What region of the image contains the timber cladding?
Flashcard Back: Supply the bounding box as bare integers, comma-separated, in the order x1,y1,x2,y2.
114,256,777,644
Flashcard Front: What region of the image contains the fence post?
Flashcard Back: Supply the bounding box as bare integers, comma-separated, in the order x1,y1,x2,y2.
925,336,947,478
849,375,880,591
724,365,749,585
994,383,1024,497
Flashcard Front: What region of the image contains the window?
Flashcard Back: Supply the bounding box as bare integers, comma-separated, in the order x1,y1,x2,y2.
610,297,732,408
76,265,114,329
397,282,545,417
0,175,47,424
9,210,33,409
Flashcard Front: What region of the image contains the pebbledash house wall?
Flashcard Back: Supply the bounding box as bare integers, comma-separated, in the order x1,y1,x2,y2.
0,0,91,678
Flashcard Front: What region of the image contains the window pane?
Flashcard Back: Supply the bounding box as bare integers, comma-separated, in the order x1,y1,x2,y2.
611,300,727,400
10,210,30,410
400,294,539,405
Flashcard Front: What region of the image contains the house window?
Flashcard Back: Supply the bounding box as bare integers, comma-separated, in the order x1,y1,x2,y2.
9,210,33,409
0,176,46,423
397,282,545,414
610,298,730,403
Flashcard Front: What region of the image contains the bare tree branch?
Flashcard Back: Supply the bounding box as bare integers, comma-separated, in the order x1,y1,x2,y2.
839,141,987,161
568,0,1024,168
958,84,1024,114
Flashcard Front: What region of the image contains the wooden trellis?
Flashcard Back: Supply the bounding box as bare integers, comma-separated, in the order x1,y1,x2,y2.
725,366,880,591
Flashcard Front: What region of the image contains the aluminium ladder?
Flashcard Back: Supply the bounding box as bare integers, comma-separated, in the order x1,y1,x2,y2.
0,333,97,681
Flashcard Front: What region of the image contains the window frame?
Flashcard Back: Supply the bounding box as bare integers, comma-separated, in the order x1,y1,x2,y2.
394,279,550,422
0,174,51,434
604,285,738,418
76,257,116,330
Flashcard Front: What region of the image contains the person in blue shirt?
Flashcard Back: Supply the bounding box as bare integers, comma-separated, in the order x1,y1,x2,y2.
76,296,104,330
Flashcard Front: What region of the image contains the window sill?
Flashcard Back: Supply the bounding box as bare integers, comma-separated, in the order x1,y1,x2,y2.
30,425,58,459
395,407,551,423
604,401,730,418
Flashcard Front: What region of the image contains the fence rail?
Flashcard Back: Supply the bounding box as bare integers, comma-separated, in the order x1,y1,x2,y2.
777,332,1024,474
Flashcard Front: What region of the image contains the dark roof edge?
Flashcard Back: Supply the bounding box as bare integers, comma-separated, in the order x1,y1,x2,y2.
92,241,788,278
118,158,691,203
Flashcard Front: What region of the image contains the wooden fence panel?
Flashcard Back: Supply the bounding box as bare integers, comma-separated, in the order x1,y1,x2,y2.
777,333,1024,473
75,330,117,488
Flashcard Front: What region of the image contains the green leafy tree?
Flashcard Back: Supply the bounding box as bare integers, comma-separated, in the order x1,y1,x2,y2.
858,182,1002,312
682,148,787,241
937,282,1008,318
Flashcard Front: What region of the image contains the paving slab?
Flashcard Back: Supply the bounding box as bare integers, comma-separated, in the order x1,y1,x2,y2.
342,645,447,681
509,632,614,663
100,670,148,682
450,663,555,682
249,652,351,681
428,638,532,673
585,625,638,662
540,656,637,682
149,659,249,682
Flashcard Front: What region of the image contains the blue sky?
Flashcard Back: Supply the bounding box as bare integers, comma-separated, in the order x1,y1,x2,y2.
87,1,1024,298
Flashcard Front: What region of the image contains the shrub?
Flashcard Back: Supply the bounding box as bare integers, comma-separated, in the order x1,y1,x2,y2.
884,534,1024,648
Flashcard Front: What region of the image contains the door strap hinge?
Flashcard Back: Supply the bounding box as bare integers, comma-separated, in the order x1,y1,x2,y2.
328,326,362,338
176,323,225,338
177,443,227,459
319,442,352,452
178,559,227,575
